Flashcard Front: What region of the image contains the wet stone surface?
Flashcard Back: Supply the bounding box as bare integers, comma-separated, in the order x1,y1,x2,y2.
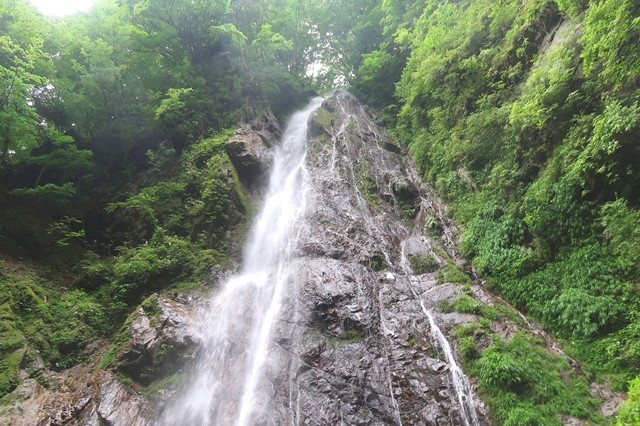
0,94,496,425
259,93,490,425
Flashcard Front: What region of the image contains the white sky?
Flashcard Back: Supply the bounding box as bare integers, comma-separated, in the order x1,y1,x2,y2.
29,0,99,16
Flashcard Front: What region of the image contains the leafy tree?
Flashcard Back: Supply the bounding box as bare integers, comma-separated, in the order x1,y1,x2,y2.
0,0,51,172
250,23,293,64
154,87,206,150
127,0,231,69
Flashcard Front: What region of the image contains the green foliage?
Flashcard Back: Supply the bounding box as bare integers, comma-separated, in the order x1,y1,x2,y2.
569,314,640,389
251,24,293,61
458,336,478,362
106,130,245,247
351,41,407,123
461,202,531,278
28,129,94,181
369,251,387,272
616,377,640,426
98,346,116,370
569,100,640,202
555,0,587,16
90,229,215,319
56,127,244,344
0,277,25,397
356,161,381,211
0,260,110,397
601,200,640,269
408,253,439,274
437,263,472,285
0,0,52,171
307,0,384,89
500,241,630,339
581,0,640,89
154,84,190,123
10,183,76,208
140,293,161,319
439,295,502,321
47,217,85,248
476,343,530,388
210,23,247,52
469,333,601,425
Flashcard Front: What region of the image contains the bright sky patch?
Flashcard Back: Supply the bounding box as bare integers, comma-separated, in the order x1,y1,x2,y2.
29,0,98,17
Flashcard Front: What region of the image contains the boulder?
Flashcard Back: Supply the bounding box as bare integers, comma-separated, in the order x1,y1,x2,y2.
225,109,281,188
115,294,200,386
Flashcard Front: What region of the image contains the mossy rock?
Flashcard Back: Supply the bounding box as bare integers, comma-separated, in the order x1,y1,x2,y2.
0,281,27,397
392,178,419,202
408,253,439,274
0,347,25,398
309,107,338,137
369,251,388,271
102,294,198,387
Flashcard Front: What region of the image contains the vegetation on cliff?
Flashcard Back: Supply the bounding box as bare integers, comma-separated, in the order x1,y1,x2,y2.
0,0,313,398
348,0,640,422
1,0,639,423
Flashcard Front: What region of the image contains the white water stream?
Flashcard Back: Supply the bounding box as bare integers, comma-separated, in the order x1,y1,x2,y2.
162,97,323,426
400,242,480,426
162,93,480,425
332,93,478,425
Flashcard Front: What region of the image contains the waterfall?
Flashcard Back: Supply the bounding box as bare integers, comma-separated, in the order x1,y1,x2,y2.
162,97,324,426
159,93,485,425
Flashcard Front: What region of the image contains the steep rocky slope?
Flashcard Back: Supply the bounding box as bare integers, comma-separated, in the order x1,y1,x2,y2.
0,93,620,425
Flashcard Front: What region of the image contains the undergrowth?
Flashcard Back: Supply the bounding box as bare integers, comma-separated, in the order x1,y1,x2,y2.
444,295,603,424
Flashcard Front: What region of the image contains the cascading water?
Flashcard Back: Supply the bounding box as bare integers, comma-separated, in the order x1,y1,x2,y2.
330,93,480,425
425,309,481,426
162,97,323,426
158,93,486,425
400,241,480,426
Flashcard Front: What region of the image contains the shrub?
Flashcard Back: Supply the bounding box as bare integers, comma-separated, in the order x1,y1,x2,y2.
408,253,439,274
616,377,640,426
459,336,479,361
468,333,600,424
477,345,530,388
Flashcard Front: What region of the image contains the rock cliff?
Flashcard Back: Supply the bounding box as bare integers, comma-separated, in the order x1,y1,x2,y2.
255,93,490,424
4,93,616,425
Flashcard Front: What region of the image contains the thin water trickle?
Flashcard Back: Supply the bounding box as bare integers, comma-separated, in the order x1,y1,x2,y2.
425,308,481,426
162,97,323,426
399,242,480,426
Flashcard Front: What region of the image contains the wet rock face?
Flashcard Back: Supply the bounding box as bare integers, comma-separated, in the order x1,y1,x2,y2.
260,93,489,425
0,366,154,426
0,293,201,426
116,294,200,386
225,108,281,189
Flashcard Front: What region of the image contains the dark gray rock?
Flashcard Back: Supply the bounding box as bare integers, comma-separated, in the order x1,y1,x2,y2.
252,92,491,425
116,294,200,386
96,371,154,426
225,108,281,188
